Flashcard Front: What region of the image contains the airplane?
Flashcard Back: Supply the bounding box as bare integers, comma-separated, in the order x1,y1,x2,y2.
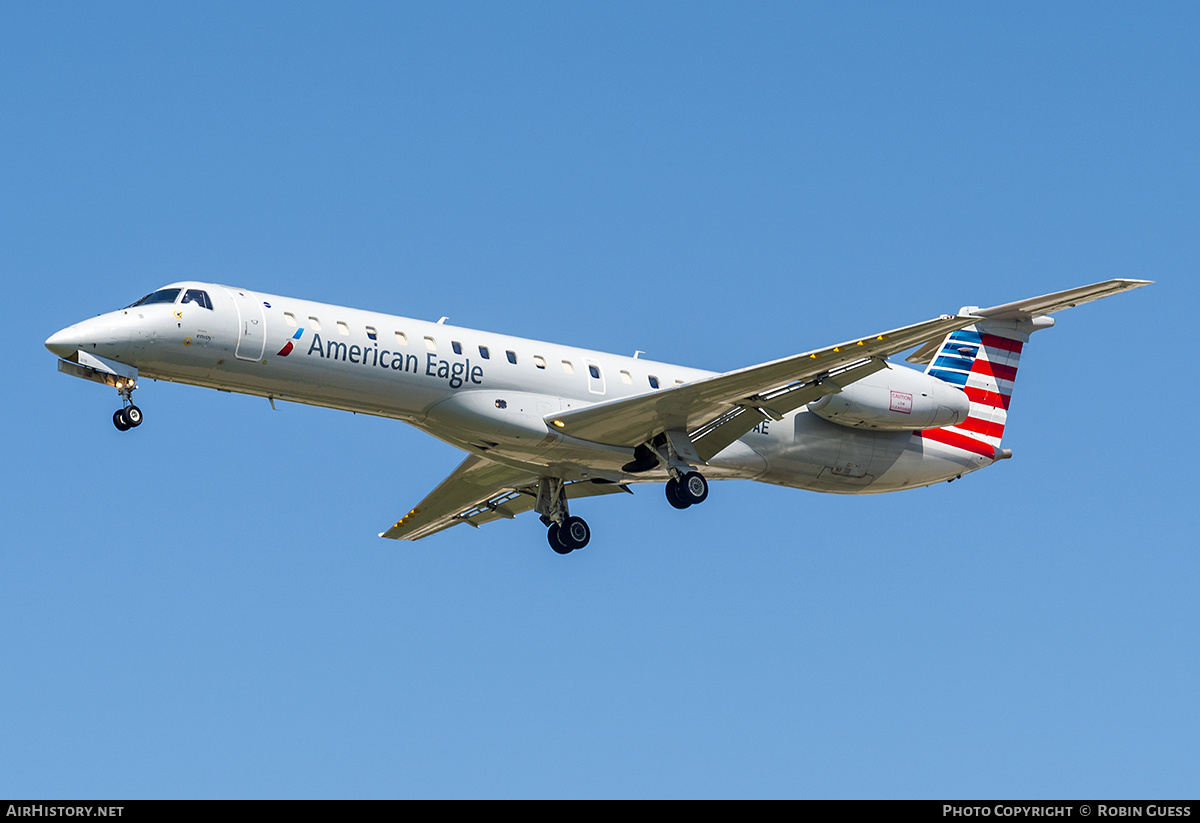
45,278,1150,554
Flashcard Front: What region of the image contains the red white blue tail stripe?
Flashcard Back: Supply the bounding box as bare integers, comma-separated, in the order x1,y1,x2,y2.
920,326,1023,459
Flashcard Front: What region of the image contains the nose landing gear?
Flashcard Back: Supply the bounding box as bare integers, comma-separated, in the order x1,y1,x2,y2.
112,383,143,431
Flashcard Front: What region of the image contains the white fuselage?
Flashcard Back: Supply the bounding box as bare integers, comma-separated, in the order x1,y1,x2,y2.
46,282,991,494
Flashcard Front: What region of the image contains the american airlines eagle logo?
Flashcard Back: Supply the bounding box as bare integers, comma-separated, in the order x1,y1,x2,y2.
276,328,304,356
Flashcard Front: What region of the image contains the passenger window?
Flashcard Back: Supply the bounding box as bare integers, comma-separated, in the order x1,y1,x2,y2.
283,312,297,327
620,370,633,385
394,331,407,346
336,321,350,336
588,365,601,379
425,336,437,352
478,345,490,359
562,360,574,374
181,289,213,310
366,326,378,341
452,341,463,355
308,317,322,332
506,351,517,365
534,356,546,369
649,376,660,389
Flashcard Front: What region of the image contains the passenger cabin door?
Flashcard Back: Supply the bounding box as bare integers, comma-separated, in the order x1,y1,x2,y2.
224,287,266,361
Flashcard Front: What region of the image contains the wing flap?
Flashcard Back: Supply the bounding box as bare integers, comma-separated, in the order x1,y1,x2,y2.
381,456,633,541
691,358,886,461
381,455,540,540
448,480,631,534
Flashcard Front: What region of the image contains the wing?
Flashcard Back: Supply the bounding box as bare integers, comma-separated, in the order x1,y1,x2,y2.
380,454,631,541
545,313,980,459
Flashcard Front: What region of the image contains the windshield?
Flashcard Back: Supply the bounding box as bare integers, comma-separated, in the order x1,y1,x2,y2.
181,289,213,310
126,288,181,308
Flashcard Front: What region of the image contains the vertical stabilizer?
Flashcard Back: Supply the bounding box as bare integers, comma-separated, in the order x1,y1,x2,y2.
908,279,1150,458
922,317,1049,453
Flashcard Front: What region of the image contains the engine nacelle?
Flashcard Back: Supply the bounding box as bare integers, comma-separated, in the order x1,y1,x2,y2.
807,366,970,431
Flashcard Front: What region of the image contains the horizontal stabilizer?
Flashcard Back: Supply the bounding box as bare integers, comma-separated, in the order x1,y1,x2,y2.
971,278,1152,321
907,279,1151,365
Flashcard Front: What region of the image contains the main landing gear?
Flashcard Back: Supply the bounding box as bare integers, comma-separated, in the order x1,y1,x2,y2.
665,471,709,510
535,477,592,555
111,383,143,431
533,468,710,555
548,516,591,555
626,434,711,513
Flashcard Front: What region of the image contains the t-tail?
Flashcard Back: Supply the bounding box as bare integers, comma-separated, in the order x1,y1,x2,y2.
906,279,1152,459
918,319,1043,458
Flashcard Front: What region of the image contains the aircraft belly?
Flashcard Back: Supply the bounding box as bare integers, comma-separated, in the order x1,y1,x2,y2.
705,440,768,480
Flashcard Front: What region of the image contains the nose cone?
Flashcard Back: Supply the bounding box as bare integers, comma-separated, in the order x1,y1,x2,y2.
46,314,129,359
45,325,85,358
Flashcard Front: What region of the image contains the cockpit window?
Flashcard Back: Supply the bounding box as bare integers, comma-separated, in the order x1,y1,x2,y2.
128,288,181,308
181,289,213,310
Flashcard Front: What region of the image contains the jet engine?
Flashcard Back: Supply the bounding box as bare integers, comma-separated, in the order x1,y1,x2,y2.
807,367,970,431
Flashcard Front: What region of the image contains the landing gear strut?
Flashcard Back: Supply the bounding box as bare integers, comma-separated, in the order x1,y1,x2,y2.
536,477,591,554
112,383,143,431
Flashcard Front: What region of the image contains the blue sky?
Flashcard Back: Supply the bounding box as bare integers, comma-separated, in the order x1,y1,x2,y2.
3,2,1196,799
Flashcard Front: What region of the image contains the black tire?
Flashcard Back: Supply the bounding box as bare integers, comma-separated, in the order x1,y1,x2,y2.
561,516,590,550
124,405,143,427
665,478,691,509
680,471,709,505
547,523,573,554
113,409,131,431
